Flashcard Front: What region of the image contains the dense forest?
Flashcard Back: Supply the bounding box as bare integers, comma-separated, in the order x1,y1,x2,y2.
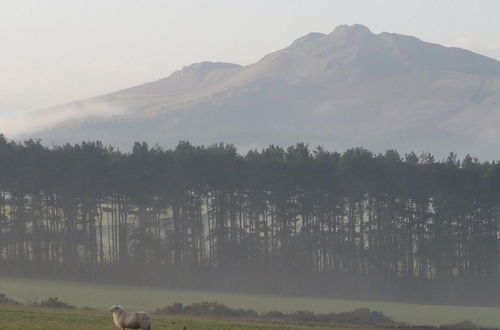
1,134,500,306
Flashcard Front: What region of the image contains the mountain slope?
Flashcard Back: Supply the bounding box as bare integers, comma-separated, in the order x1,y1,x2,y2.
19,24,500,158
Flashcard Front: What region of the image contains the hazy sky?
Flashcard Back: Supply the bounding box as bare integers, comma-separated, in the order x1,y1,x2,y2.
1,0,499,115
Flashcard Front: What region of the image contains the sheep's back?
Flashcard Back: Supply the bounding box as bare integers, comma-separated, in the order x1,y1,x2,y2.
115,311,151,329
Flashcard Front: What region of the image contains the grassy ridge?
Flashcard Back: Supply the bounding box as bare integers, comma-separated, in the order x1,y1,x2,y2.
0,304,359,330
1,276,500,327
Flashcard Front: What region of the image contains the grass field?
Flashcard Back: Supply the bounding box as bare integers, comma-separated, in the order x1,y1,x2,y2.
0,304,361,330
1,276,500,328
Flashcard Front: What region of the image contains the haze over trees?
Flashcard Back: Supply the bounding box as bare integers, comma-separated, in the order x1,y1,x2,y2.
1,134,500,306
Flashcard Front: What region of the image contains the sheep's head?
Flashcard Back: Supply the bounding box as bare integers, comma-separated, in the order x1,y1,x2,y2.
110,304,123,313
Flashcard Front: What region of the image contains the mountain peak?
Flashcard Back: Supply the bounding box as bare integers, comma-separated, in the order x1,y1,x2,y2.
23,25,500,159
330,24,373,38
290,32,326,47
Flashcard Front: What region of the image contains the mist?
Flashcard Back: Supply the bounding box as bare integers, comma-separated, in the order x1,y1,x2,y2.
1,2,500,328
0,101,122,138
2,0,500,120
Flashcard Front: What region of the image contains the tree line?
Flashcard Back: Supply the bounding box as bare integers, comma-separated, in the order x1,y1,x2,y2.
1,134,500,305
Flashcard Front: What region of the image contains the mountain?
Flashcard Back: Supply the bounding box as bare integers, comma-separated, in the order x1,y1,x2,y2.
18,24,500,158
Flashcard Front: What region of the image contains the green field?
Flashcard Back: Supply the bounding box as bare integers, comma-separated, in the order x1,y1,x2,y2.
0,304,354,330
1,276,500,328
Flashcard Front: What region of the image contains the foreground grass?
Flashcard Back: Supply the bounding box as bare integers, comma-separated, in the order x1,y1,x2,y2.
1,276,500,327
0,304,365,330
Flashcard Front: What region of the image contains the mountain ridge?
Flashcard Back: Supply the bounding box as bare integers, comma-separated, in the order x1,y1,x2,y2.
13,24,500,159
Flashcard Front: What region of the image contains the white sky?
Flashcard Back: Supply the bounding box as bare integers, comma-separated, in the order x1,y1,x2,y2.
1,0,499,115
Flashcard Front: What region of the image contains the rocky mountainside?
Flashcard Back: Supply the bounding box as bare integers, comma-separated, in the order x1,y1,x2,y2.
20,24,500,158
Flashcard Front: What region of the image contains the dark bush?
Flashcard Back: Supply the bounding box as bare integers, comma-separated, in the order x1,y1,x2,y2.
242,308,258,318
289,310,317,322
155,302,394,326
33,297,76,309
279,307,393,325
261,310,286,319
156,302,184,314
0,293,21,305
332,307,394,325
440,320,478,329
156,301,257,318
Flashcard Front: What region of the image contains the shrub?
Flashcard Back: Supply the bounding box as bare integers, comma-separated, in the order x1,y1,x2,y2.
155,302,394,326
332,307,394,325
242,308,259,318
289,310,317,322
156,302,184,314
156,301,258,318
33,297,76,309
261,310,286,319
440,320,479,329
0,293,21,305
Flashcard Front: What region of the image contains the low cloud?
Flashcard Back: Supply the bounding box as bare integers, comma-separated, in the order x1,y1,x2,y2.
0,101,123,138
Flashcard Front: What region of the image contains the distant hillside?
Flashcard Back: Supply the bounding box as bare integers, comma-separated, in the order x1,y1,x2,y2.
19,24,500,158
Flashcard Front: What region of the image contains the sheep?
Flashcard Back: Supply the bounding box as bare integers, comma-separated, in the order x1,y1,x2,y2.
110,305,152,330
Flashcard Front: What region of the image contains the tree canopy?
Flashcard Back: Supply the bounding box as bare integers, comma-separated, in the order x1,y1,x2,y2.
1,135,499,305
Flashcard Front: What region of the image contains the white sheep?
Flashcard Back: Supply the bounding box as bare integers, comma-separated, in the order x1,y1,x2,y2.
110,305,152,330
